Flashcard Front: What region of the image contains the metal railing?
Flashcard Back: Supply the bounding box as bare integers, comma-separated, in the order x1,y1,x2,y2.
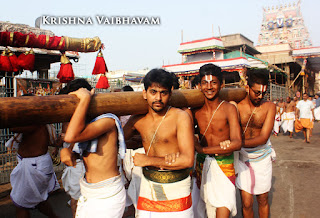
269,83,288,101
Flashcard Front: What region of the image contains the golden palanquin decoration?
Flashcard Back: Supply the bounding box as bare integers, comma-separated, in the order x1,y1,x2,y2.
0,31,101,52
64,36,101,52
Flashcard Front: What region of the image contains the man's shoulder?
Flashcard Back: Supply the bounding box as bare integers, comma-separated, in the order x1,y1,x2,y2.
223,101,237,108
128,114,146,123
93,114,119,125
169,107,191,118
237,99,250,109
214,101,236,114
262,100,276,109
296,100,304,106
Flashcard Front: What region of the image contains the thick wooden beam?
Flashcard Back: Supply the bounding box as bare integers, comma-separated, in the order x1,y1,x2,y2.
0,88,246,128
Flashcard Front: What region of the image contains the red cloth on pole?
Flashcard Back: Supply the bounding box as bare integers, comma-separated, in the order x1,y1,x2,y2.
95,74,110,89
17,49,35,71
57,54,74,83
92,50,108,75
0,51,13,72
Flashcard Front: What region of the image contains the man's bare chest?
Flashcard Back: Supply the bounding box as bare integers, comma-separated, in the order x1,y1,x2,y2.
195,110,228,134
286,103,295,111
135,120,176,144
239,108,266,130
278,103,285,108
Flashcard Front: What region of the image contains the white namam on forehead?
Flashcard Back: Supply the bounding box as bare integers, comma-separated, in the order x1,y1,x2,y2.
258,84,267,92
204,75,214,82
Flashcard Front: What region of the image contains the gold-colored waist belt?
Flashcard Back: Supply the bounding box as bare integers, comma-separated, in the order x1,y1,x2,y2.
142,167,191,183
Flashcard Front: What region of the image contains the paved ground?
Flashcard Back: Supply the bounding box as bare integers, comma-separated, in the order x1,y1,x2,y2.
1,123,320,217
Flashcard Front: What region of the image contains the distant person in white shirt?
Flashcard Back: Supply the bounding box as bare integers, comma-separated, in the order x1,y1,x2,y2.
295,93,315,143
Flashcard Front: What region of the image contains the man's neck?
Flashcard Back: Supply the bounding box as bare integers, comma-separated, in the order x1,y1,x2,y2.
148,106,170,119
204,96,222,110
245,95,260,108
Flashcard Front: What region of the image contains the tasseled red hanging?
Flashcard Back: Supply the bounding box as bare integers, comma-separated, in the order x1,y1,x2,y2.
95,74,110,89
8,50,21,73
17,49,35,71
0,50,13,72
57,53,74,83
92,50,108,75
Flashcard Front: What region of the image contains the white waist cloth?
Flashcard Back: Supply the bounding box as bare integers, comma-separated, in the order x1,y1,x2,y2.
10,152,60,208
192,177,203,218
137,174,193,218
122,147,144,208
199,156,237,217
281,112,295,133
235,139,276,195
76,175,126,218
273,113,281,134
61,159,85,200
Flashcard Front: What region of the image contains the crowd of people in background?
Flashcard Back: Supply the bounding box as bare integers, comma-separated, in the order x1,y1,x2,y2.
273,92,319,143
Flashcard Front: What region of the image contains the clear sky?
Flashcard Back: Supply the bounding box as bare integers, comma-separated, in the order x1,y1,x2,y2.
2,0,319,77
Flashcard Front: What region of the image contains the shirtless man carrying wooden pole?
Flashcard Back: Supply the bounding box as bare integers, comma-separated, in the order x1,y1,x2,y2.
235,69,276,218
61,79,126,218
123,68,195,217
7,93,59,218
192,63,242,218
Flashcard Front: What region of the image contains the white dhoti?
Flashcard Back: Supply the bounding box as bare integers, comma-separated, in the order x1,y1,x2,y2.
280,108,284,124
10,152,60,208
315,107,320,121
61,159,85,200
76,175,126,218
192,152,207,218
236,139,276,195
122,148,144,209
281,112,295,133
192,177,204,218
273,113,281,134
200,156,237,217
137,171,193,218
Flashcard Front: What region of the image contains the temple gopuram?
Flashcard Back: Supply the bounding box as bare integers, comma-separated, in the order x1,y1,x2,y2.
257,1,312,49
256,0,320,96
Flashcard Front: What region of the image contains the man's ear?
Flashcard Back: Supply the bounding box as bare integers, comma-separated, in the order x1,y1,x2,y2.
245,85,249,94
143,89,147,100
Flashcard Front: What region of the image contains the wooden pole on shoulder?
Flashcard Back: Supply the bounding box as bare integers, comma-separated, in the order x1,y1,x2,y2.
0,88,246,128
